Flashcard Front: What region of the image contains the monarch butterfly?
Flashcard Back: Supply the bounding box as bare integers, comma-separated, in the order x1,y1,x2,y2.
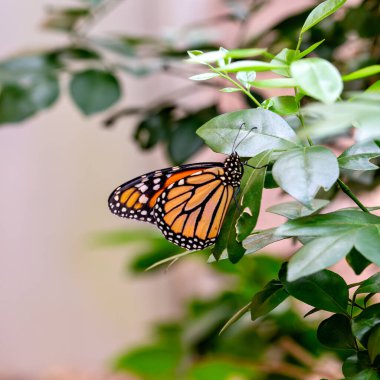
108,126,259,250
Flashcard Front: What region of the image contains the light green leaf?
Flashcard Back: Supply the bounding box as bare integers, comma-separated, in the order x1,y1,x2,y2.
366,80,380,93
252,78,298,88
219,87,241,93
272,146,339,207
355,226,380,266
189,72,219,81
267,199,330,220
297,40,325,59
290,58,343,103
217,60,287,72
226,48,267,59
187,50,224,64
338,141,380,171
236,151,271,241
270,48,296,77
343,65,380,81
197,108,299,157
69,69,121,115
268,96,298,115
301,0,347,34
287,231,357,281
236,70,256,88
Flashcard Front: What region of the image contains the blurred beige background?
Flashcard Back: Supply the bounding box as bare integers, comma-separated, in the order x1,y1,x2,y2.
0,0,370,377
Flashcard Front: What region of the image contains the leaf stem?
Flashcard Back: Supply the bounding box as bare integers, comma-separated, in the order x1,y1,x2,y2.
337,179,370,213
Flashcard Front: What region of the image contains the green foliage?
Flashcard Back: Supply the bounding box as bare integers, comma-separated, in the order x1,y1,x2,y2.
3,0,380,378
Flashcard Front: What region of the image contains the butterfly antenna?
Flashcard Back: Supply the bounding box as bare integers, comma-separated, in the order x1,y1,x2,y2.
232,122,246,152
234,125,258,151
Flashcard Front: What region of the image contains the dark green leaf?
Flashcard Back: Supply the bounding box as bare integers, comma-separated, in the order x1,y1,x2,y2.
287,231,357,280
343,352,372,378
290,58,343,103
317,314,356,349
197,108,298,157
347,248,372,275
236,151,271,241
346,369,380,380
355,226,380,266
282,269,349,313
352,304,380,345
272,146,339,207
356,273,380,295
267,199,329,220
301,0,347,34
338,141,380,171
69,69,121,115
368,324,380,364
251,280,289,321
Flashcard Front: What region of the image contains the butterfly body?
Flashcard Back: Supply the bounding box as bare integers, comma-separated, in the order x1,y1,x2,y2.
108,152,243,250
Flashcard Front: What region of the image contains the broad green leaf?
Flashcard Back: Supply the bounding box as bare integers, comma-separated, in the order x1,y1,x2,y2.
355,226,380,266
368,324,380,363
267,199,329,220
270,48,296,77
272,146,339,207
243,228,286,255
268,96,298,115
197,108,298,157
343,65,380,81
187,360,256,380
339,141,380,171
297,39,325,59
352,304,380,345
366,80,380,93
301,0,347,34
236,152,271,241
252,78,298,88
276,210,380,237
317,314,356,349
287,231,357,281
346,248,372,275
69,69,121,115
236,71,256,88
217,60,287,72
189,72,219,81
282,269,349,313
356,273,380,295
251,280,288,321
290,58,343,104
343,352,373,378
345,369,380,380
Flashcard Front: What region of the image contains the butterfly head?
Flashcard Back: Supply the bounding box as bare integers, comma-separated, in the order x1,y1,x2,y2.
224,151,243,187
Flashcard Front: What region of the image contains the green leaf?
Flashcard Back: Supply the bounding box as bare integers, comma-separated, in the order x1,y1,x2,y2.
113,345,181,379
297,39,325,59
267,199,329,220
217,60,287,72
226,48,267,59
69,69,121,115
243,228,286,255
368,324,380,363
290,58,343,104
346,369,380,380
366,80,380,93
343,65,380,81
287,231,357,281
276,210,380,237
317,314,356,349
355,226,380,266
187,50,226,64
188,72,219,81
236,151,271,241
282,269,349,313
347,247,372,275
268,96,298,115
197,108,298,157
352,304,380,345
272,146,339,207
339,141,380,171
251,280,289,321
270,48,296,77
343,352,373,378
356,273,380,295
219,302,251,335
236,71,256,88
219,87,241,93
251,78,298,88
301,0,347,34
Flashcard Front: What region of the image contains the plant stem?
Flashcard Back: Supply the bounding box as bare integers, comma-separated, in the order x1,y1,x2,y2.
337,179,370,213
